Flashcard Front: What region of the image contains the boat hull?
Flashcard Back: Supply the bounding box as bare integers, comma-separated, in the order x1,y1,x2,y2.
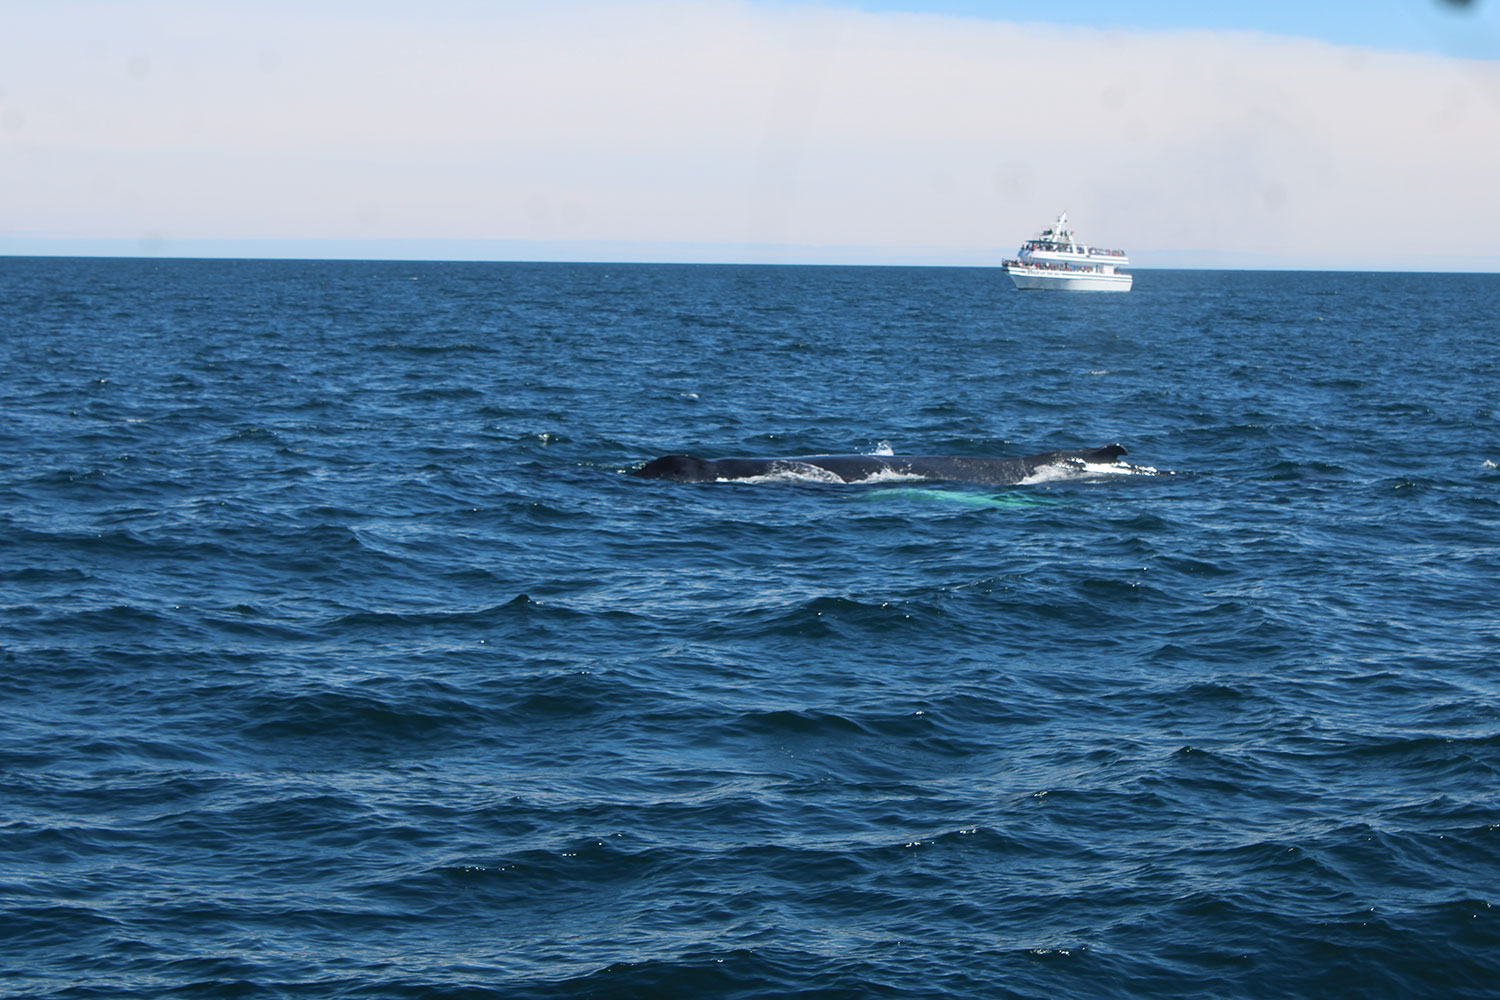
1006,267,1132,292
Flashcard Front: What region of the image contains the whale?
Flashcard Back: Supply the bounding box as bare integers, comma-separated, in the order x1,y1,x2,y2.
630,444,1130,485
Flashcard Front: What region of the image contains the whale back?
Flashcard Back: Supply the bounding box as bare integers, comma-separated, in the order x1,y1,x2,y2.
631,444,1129,485
1023,444,1127,468
629,454,720,481
627,446,1128,485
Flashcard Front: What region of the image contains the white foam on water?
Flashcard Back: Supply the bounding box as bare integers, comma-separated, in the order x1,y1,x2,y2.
1019,458,1159,485
728,461,847,484
727,455,929,485
720,455,1163,486
845,468,928,484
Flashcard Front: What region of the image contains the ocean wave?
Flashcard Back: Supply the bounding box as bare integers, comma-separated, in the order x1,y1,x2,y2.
6,261,1500,999
703,594,948,642
236,684,494,751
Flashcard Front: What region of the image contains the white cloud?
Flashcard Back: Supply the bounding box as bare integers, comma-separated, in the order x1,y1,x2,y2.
3,0,1498,267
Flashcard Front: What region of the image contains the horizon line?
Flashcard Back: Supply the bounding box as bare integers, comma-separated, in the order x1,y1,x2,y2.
5,237,1499,274
4,249,1497,276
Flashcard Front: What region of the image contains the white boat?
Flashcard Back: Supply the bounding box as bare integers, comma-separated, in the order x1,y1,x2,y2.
1002,212,1132,292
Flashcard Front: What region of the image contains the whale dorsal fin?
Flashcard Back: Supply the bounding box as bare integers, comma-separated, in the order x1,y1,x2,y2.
1083,444,1127,463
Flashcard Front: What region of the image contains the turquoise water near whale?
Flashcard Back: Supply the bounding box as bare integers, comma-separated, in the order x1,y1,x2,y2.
2,257,1498,998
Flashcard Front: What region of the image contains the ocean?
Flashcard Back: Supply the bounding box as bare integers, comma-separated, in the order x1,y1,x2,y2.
2,257,1497,999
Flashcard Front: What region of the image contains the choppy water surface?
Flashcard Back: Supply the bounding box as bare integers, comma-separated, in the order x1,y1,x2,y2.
2,258,1498,998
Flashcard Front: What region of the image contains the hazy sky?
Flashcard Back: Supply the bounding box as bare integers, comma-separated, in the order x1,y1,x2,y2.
3,0,1498,268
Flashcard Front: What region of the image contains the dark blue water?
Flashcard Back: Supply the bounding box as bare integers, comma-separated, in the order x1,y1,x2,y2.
3,257,1498,999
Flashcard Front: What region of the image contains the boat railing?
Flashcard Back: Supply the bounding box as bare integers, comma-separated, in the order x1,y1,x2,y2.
1022,244,1126,258
1007,260,1112,273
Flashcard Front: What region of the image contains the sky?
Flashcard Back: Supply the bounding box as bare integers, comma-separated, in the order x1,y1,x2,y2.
2,0,1498,269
